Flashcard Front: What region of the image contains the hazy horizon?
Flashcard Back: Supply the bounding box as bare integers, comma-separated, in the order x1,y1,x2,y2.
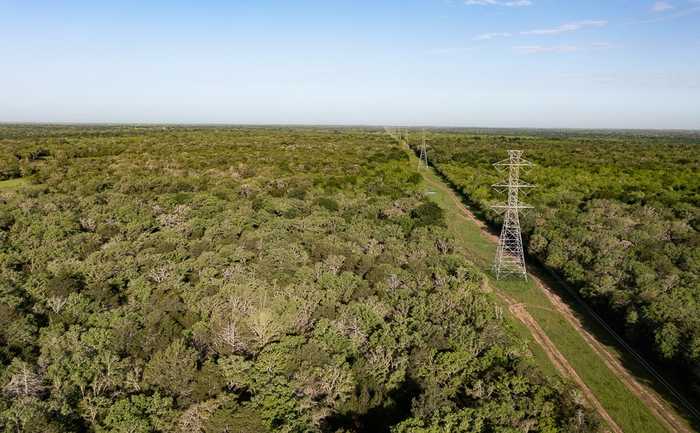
5,120,700,133
2,0,699,129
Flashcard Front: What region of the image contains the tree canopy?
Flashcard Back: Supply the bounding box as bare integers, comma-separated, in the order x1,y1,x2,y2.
0,126,596,432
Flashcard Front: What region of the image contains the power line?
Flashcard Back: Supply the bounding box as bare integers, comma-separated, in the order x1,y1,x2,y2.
544,267,700,421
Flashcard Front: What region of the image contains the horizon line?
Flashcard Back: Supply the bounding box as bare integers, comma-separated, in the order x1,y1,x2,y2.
1,121,699,133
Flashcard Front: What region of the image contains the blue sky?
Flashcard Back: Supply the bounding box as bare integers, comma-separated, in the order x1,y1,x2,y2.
1,0,699,128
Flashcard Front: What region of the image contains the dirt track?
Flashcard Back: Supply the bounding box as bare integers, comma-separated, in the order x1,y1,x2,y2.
530,274,693,433
497,293,622,433
420,166,692,433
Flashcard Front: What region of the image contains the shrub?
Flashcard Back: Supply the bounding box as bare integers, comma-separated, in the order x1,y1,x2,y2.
410,202,445,228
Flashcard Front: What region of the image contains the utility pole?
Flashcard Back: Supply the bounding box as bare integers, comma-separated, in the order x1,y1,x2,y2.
492,150,534,280
418,129,428,169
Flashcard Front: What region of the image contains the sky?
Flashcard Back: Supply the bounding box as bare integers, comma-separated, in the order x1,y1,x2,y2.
1,0,699,129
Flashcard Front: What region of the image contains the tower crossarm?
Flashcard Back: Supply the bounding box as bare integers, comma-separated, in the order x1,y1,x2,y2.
494,161,533,166
491,200,533,207
493,159,533,168
491,203,533,210
491,181,535,189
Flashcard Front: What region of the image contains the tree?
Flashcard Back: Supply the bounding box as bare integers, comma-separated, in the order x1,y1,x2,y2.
3,359,43,398
102,393,175,433
143,339,198,404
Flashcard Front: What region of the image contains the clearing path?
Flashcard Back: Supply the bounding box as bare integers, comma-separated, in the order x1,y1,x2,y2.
530,273,694,433
0,177,29,190
403,140,695,433
420,168,621,432
498,292,623,433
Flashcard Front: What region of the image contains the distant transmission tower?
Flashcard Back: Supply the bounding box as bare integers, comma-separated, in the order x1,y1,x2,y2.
492,150,534,280
417,129,428,169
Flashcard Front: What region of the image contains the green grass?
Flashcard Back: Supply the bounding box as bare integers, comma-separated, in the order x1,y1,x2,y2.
0,177,29,190
409,149,671,433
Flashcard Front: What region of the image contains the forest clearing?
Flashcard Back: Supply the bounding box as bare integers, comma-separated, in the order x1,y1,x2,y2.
404,129,700,433
401,134,695,433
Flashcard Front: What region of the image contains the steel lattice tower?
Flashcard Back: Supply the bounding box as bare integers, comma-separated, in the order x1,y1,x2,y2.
418,129,428,169
492,150,534,280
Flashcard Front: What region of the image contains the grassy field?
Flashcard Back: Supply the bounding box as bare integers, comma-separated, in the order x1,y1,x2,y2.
405,146,672,433
0,177,28,190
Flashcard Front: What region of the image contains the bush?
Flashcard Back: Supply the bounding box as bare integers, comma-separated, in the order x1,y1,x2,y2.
316,197,339,212
410,202,445,228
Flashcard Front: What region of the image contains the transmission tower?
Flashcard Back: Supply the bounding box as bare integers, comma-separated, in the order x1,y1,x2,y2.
417,129,428,169
492,150,534,280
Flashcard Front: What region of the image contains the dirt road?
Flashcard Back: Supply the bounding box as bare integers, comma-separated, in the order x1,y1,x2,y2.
419,165,693,433
530,274,693,433
497,292,622,433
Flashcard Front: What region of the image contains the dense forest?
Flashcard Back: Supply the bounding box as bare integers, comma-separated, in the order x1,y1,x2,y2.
420,131,700,393
0,126,596,433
